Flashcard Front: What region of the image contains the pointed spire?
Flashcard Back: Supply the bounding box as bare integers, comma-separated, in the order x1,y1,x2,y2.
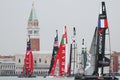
28,0,38,22
32,0,34,7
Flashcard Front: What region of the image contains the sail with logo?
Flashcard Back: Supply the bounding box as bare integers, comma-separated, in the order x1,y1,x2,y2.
49,26,69,77
84,1,110,76
18,36,35,78
49,30,59,74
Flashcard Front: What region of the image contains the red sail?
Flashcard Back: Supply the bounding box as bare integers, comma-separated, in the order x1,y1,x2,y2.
49,52,60,76
59,34,66,75
50,34,66,76
50,26,68,76
22,37,34,76
49,30,59,74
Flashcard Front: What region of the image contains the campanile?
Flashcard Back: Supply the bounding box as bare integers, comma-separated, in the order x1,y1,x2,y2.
27,1,40,51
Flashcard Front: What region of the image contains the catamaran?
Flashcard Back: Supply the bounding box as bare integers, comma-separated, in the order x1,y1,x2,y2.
48,26,70,78
75,1,118,80
69,27,80,76
48,30,59,75
18,36,35,78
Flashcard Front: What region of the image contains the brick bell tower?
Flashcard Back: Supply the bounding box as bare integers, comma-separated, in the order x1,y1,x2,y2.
27,0,40,51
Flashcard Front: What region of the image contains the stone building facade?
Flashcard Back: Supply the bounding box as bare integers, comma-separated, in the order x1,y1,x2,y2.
0,53,51,76
0,56,15,76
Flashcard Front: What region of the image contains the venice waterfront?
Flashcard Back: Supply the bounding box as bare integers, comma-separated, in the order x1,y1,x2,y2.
0,76,74,80
0,76,120,80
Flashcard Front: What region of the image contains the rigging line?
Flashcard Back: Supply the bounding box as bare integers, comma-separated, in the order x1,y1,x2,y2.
108,28,112,74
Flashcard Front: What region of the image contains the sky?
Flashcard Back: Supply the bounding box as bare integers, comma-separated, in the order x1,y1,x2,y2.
0,0,120,55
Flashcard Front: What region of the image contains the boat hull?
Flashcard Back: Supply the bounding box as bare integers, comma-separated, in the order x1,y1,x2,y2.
74,74,119,80
18,75,36,78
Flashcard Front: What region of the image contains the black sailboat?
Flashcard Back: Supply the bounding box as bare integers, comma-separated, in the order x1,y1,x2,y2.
48,30,59,75
75,1,118,80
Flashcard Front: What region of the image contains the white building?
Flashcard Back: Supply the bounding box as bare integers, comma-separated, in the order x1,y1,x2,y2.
0,56,15,76
0,51,52,76
15,52,51,76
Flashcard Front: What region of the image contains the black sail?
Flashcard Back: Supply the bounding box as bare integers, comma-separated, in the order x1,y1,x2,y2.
48,30,59,74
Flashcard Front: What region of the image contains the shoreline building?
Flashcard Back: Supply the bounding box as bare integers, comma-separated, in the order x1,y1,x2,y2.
15,53,51,76
111,52,120,75
0,56,15,76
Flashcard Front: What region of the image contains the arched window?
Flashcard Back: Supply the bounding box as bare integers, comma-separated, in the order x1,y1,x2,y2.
34,60,36,64
39,58,41,63
18,59,21,63
45,60,47,63
28,30,32,34
34,30,39,35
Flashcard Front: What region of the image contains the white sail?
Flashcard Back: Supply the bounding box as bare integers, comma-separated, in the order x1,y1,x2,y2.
85,28,97,75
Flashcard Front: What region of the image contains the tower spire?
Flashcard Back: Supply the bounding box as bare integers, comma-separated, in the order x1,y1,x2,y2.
28,0,38,24
27,0,40,51
32,0,34,8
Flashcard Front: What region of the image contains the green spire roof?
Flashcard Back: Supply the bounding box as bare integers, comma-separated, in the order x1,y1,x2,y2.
28,1,38,21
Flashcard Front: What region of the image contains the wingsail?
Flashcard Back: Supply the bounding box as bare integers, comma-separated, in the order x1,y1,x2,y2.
21,36,34,77
49,30,59,74
85,1,110,76
49,26,69,76
86,28,97,75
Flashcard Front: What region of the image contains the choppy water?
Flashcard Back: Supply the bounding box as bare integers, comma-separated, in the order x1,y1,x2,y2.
0,76,74,80
0,76,119,80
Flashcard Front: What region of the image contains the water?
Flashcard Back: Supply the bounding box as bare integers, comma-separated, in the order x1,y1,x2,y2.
0,76,74,80
0,76,119,80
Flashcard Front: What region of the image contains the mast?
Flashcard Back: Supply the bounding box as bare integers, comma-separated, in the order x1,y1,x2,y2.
93,1,109,76
69,44,72,76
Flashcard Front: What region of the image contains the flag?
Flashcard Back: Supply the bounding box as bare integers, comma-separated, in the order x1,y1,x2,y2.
27,39,31,51
98,2,108,29
54,30,59,47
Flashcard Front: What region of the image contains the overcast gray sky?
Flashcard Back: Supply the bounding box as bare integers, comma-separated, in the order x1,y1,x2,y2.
0,0,120,55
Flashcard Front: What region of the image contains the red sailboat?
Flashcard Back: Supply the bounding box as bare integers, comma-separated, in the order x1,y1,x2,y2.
49,26,70,77
19,36,35,77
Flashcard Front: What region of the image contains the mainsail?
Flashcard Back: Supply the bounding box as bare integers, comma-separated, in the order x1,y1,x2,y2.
81,39,87,71
94,1,110,75
49,30,59,74
89,1,110,75
86,28,97,75
50,26,68,76
22,36,34,77
69,27,78,75
86,1,110,76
